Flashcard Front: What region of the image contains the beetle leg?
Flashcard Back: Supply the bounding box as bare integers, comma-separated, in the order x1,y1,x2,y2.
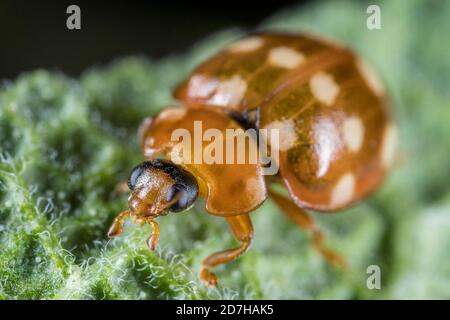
146,219,160,251
269,189,347,269
200,214,253,287
107,210,131,237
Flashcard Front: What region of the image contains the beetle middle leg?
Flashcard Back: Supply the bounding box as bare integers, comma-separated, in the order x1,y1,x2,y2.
200,214,253,287
268,189,347,269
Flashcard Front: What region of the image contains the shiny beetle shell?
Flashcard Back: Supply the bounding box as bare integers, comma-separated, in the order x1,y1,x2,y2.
173,32,396,212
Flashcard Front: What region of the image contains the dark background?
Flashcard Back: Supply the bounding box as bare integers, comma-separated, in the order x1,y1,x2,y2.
0,0,312,79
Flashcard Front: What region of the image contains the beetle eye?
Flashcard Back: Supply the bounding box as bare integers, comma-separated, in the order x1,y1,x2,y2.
166,184,195,212
128,162,147,191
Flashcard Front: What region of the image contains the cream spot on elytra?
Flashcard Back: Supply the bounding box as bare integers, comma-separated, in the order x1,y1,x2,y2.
187,74,219,99
356,58,385,96
330,173,355,208
314,118,340,178
343,116,365,152
227,36,264,53
245,176,261,194
268,46,305,69
309,72,340,106
380,124,397,168
157,107,187,122
262,119,297,152
207,75,247,108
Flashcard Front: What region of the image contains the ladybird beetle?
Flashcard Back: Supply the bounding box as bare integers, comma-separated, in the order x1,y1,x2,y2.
108,32,396,287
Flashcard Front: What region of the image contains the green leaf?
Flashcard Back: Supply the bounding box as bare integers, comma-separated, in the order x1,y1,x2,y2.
1,0,449,299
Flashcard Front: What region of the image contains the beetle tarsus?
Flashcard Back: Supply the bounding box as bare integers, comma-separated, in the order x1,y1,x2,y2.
199,267,218,287
312,230,348,269
199,214,253,287
269,189,348,269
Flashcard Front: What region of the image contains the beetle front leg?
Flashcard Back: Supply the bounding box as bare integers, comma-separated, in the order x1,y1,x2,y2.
146,219,160,251
269,189,347,269
200,214,253,287
108,210,131,237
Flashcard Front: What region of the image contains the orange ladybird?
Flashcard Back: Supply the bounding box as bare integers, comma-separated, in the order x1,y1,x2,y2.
108,32,397,287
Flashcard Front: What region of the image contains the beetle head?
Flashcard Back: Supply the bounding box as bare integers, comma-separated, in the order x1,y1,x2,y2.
126,159,199,218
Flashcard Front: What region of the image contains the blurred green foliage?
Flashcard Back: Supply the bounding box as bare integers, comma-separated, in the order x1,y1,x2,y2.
1,0,449,299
